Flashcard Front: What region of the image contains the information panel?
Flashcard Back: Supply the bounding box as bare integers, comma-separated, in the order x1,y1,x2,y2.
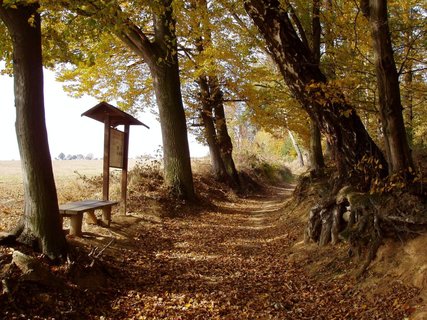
109,128,125,168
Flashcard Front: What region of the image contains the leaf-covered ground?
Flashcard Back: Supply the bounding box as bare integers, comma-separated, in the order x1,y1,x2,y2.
0,184,420,319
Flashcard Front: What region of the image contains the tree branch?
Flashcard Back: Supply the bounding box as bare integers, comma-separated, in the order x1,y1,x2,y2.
284,0,310,49
352,2,374,66
53,1,158,66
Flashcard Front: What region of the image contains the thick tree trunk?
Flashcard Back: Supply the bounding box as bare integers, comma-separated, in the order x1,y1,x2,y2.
309,119,325,173
309,0,325,174
312,0,321,63
211,81,240,188
197,76,227,180
322,0,337,167
201,107,227,180
402,8,414,147
0,2,67,259
360,0,414,174
117,1,195,199
288,130,304,167
148,2,195,199
245,0,388,181
403,68,413,146
151,63,195,199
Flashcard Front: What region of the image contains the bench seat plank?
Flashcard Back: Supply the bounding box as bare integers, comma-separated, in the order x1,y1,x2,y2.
59,199,118,236
59,200,118,214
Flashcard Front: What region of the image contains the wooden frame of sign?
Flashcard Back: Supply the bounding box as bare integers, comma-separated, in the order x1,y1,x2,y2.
82,102,148,215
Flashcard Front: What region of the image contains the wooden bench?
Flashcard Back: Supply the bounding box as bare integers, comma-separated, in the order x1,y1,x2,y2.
59,200,118,236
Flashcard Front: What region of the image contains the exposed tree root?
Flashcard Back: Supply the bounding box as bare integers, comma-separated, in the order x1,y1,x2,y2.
303,175,427,277
0,220,67,263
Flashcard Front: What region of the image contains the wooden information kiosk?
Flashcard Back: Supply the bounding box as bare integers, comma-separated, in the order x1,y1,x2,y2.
82,101,149,214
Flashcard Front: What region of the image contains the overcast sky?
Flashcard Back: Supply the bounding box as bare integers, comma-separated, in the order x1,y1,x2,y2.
0,68,208,161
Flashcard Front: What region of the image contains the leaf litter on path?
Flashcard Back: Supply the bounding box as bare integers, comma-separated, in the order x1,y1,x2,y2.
0,184,419,319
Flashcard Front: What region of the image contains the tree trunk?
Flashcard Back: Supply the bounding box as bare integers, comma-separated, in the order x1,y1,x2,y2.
116,1,195,199
0,2,67,259
403,68,413,147
245,0,388,182
322,0,336,166
312,0,321,63
288,130,304,167
323,0,336,79
191,4,228,182
211,81,240,188
309,119,325,173
197,76,227,180
191,0,239,188
309,0,325,174
402,7,414,147
150,61,195,199
360,0,414,174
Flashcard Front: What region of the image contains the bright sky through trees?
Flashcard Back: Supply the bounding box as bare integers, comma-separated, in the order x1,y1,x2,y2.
0,68,208,160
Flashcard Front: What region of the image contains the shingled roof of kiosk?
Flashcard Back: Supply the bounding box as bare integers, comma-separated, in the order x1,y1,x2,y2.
81,101,149,128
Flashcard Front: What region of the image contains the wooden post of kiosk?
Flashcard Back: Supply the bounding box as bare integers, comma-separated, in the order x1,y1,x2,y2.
103,115,111,202
82,101,149,216
121,125,130,214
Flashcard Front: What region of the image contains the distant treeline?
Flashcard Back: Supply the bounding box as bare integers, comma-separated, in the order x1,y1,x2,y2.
56,153,99,160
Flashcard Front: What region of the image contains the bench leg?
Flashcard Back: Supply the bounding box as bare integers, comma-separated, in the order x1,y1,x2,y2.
102,207,112,227
86,209,98,225
69,213,83,237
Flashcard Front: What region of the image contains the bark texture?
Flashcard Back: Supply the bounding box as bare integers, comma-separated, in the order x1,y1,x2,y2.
0,2,67,259
402,8,414,147
403,67,413,146
309,119,324,173
245,0,388,180
360,0,414,174
152,64,194,198
212,82,240,188
309,0,325,174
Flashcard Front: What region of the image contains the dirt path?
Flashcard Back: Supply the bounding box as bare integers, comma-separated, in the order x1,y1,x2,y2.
94,185,415,319
1,185,418,319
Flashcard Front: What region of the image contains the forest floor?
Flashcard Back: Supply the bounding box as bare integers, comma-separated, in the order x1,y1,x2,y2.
1,174,425,319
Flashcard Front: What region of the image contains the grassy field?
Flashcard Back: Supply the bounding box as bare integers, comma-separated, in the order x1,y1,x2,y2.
0,159,141,182
0,158,211,232
0,160,139,231
0,158,212,182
